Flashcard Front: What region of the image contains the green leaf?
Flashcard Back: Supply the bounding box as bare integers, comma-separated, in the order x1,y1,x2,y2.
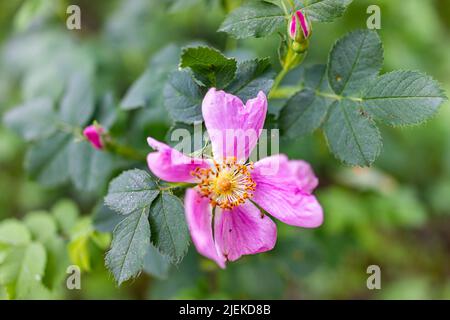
0,220,31,246
24,212,57,242
263,0,283,7
303,64,331,89
67,217,94,272
324,99,382,166
105,169,160,215
0,243,48,299
94,92,117,129
69,141,116,192
121,45,180,110
90,231,111,250
121,71,156,110
105,208,150,285
164,70,204,124
14,243,48,299
22,62,64,101
13,0,54,32
219,0,352,38
279,65,333,138
41,236,69,291
218,1,285,39
59,72,95,126
180,46,237,88
149,193,189,264
301,0,353,22
143,245,170,279
51,200,80,235
93,203,125,233
226,58,274,102
280,89,329,138
362,71,447,126
25,132,72,187
67,217,111,274
3,97,57,141
328,30,383,96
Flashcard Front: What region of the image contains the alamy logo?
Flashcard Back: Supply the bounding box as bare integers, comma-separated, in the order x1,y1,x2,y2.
366,265,381,290
66,5,81,30
367,5,381,30
66,265,81,290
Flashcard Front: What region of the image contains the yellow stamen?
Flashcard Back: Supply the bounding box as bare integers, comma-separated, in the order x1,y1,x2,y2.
191,157,256,210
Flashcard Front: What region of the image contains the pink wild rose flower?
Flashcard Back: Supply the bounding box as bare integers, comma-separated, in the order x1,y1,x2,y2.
83,124,104,150
146,88,323,268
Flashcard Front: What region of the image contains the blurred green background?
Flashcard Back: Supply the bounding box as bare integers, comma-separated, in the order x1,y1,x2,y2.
0,0,449,299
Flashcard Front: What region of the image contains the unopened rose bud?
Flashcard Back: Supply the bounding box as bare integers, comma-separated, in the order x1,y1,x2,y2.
83,124,104,150
288,10,311,43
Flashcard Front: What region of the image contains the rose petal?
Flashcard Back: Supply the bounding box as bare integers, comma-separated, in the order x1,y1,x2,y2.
296,10,310,38
184,189,225,268
147,137,210,183
289,14,297,39
202,88,267,162
251,154,323,228
286,159,318,193
214,201,277,262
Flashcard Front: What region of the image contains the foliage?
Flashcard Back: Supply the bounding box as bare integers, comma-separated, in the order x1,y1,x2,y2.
0,0,449,299
0,200,108,299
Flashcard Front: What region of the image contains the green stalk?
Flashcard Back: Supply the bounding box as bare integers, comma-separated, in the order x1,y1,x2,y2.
269,46,306,99
159,182,196,191
104,138,146,162
270,67,290,99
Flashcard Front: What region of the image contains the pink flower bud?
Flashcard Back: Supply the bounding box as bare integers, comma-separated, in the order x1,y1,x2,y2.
288,10,310,41
83,125,104,150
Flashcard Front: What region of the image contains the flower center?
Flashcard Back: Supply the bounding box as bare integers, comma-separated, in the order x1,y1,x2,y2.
192,157,256,210
216,175,232,193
